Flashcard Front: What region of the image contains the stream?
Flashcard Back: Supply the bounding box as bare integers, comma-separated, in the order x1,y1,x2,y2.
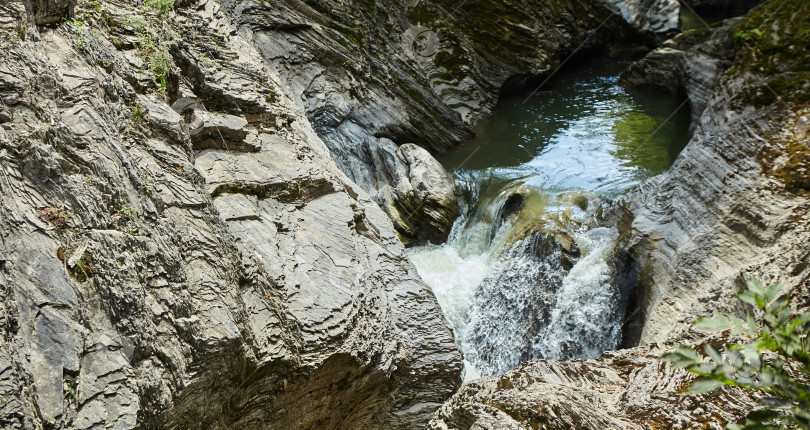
407,57,690,378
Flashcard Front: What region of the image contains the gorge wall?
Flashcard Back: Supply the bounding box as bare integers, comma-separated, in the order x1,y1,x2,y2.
0,0,683,428
430,0,810,428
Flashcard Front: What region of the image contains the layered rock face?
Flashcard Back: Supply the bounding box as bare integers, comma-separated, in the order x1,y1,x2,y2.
619,0,810,347
0,0,463,428
430,0,810,427
430,340,758,430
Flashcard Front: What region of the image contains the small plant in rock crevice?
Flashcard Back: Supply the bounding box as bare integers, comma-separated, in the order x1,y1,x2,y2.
120,205,135,220
131,103,145,123
117,14,173,97
142,180,153,196
39,206,74,230
63,382,75,399
148,51,172,95
64,18,93,52
199,53,215,68
146,0,175,16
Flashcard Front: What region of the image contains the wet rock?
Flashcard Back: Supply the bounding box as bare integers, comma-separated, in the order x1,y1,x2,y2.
385,144,461,246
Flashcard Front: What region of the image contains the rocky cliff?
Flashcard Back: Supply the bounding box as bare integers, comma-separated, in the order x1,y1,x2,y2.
619,0,810,348
0,0,466,427
0,0,689,428
430,0,810,427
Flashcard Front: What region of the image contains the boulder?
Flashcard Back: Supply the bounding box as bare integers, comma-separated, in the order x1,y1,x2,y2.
383,143,461,246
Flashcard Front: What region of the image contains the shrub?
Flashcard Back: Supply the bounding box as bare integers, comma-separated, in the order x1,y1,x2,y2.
662,280,810,429
131,103,145,122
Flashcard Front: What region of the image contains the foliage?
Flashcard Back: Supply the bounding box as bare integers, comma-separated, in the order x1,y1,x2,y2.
142,180,153,196
64,383,75,399
0,34,21,50
131,103,145,122
199,53,215,68
64,19,92,52
146,0,175,16
734,28,764,42
133,22,172,96
119,205,135,220
662,280,810,430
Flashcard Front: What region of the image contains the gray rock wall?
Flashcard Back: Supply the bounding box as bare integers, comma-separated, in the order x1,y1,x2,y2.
620,1,810,346
0,0,463,427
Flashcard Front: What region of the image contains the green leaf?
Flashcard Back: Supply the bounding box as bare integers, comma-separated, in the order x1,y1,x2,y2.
764,281,782,304
688,379,724,394
758,397,792,408
705,344,724,364
796,312,810,324
695,314,731,332
748,279,766,296
747,408,781,422
739,291,760,308
746,314,759,335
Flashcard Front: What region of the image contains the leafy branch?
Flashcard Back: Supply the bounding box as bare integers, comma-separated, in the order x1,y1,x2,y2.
663,280,810,429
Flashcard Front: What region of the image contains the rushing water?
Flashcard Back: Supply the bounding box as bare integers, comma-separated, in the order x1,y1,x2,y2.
407,57,690,378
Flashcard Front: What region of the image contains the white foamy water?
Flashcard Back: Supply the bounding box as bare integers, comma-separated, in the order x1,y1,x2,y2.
533,227,621,360
409,211,622,377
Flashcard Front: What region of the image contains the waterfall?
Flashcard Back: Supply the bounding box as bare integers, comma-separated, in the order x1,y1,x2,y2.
408,187,622,377
408,56,690,378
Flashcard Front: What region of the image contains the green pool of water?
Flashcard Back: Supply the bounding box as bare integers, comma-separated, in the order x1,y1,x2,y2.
437,56,691,197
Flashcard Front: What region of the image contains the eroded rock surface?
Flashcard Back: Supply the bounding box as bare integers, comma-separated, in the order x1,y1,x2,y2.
0,0,463,428
220,0,680,240
619,0,810,347
430,341,758,430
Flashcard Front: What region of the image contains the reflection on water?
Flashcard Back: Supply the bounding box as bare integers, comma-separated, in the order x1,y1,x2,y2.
408,56,691,378
436,57,690,195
